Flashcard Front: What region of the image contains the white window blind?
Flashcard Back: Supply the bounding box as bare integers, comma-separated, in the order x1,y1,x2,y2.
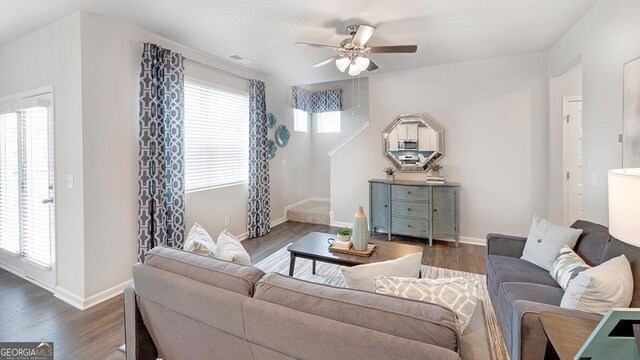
185,80,249,192
293,108,308,132
0,104,53,268
316,111,341,133
0,112,20,255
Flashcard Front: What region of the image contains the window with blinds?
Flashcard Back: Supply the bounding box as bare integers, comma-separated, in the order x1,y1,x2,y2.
316,111,341,133
184,79,250,192
294,108,308,132
0,99,54,268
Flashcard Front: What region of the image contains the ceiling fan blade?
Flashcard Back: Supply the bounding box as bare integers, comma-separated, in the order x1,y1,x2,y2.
351,25,376,47
369,45,418,53
312,56,339,68
295,42,340,50
367,60,379,71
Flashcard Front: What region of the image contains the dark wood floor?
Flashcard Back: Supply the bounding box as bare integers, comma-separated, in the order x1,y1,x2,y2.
0,221,486,359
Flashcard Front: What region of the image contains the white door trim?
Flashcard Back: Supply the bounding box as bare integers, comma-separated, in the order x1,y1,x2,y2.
562,96,583,226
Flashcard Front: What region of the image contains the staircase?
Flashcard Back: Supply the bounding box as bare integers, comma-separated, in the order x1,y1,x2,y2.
286,199,330,225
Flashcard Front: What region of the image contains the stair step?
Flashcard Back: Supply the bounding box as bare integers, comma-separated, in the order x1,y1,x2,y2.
286,200,330,225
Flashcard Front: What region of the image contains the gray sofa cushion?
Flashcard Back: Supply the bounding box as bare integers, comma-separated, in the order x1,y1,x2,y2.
243,298,462,360
487,255,560,295
571,220,611,266
254,273,460,351
601,238,640,307
496,283,564,340
144,246,264,296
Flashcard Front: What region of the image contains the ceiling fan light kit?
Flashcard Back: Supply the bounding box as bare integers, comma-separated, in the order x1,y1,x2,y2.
297,24,418,77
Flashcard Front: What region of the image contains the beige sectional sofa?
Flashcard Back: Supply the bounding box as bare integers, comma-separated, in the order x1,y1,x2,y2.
124,246,491,360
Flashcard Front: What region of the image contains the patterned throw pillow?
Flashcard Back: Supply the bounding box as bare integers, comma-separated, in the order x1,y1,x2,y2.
550,245,590,290
216,230,252,265
374,276,479,333
183,223,217,257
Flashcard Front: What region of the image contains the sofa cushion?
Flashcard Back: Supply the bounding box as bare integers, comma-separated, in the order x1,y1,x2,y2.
571,220,611,266
253,273,460,351
144,246,264,296
496,282,564,335
601,238,640,307
487,255,560,294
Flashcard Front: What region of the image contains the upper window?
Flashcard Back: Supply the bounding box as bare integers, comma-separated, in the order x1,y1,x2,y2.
316,111,341,133
184,79,249,192
293,108,308,133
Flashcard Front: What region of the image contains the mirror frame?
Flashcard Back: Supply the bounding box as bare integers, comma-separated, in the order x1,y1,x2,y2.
382,113,445,172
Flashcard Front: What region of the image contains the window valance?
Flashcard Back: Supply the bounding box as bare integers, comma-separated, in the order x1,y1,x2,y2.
292,86,342,113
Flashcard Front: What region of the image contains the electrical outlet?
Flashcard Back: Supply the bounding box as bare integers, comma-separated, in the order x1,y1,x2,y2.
591,173,598,187
66,175,74,189
225,217,230,226
282,159,287,167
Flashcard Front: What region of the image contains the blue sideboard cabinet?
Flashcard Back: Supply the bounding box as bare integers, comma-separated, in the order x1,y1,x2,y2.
368,179,460,247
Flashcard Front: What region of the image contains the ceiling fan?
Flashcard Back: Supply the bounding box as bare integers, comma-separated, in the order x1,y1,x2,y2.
296,24,417,76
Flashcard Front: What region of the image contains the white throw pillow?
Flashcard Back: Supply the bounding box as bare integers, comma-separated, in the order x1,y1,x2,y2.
561,255,634,315
521,215,583,271
183,223,217,257
374,276,479,333
216,230,252,265
549,245,591,290
340,252,422,292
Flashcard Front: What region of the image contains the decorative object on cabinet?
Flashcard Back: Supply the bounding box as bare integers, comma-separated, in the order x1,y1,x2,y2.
369,179,459,247
383,166,396,182
382,113,444,172
352,206,370,251
267,112,277,128
267,139,277,159
275,124,290,147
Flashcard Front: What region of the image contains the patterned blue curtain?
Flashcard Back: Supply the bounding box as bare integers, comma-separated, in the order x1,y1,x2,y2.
247,80,271,238
292,86,342,113
137,43,186,262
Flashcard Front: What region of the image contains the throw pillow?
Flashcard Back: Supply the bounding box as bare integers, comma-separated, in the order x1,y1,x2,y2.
550,245,591,290
561,255,633,315
216,230,252,265
341,252,422,292
183,223,217,257
520,215,583,271
374,276,479,333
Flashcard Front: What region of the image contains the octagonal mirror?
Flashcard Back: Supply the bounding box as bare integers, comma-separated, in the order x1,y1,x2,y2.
382,113,444,172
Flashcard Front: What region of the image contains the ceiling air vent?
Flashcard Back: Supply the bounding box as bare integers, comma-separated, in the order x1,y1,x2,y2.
228,54,253,65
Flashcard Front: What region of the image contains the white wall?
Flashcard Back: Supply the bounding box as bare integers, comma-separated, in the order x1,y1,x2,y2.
308,78,369,199
548,63,582,224
548,0,640,226
0,14,86,298
78,12,300,299
331,53,549,241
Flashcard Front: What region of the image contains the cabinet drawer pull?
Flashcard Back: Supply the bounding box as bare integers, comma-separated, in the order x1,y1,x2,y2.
407,208,411,211
407,191,411,194
433,209,438,212
407,224,412,228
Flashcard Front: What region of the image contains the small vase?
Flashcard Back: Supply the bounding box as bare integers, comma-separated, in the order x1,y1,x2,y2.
337,234,351,243
386,174,395,182
352,206,370,251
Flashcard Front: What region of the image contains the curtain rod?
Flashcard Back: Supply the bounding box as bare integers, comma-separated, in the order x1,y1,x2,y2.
137,42,251,82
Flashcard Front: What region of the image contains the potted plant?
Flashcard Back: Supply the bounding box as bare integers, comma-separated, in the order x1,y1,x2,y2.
383,166,396,181
337,227,352,242
429,163,443,177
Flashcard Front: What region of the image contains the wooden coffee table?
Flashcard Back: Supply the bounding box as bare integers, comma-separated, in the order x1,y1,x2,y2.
287,232,423,276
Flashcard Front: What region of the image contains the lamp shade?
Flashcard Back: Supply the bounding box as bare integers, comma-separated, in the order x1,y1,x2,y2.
335,56,350,72
608,168,640,246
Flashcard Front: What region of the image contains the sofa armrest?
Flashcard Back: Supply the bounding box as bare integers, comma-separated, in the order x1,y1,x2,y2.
486,233,527,257
510,300,602,360
124,284,157,360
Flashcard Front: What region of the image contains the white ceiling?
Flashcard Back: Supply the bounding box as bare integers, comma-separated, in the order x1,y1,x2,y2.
1,0,598,84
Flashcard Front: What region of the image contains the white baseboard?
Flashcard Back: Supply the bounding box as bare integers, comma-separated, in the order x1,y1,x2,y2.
330,220,353,228
54,279,133,310
327,121,370,156
284,197,330,215
83,279,133,309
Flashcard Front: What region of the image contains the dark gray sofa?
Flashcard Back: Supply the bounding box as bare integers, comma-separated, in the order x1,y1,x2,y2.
487,220,640,360
125,246,492,360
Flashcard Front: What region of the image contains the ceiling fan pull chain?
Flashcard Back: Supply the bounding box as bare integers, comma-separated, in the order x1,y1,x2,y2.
351,75,356,117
